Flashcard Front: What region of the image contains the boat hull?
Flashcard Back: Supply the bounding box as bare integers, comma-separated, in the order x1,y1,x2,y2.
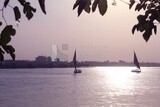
74,69,82,73
131,69,141,73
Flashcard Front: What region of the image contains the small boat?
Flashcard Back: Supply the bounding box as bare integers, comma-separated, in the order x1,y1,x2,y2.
131,69,141,73
73,50,82,73
131,51,141,73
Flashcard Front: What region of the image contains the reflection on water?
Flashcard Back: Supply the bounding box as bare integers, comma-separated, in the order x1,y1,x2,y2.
96,67,133,88
0,67,160,107
96,67,135,97
88,67,136,106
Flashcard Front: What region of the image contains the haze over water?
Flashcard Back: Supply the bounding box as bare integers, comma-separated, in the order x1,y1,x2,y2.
0,67,160,107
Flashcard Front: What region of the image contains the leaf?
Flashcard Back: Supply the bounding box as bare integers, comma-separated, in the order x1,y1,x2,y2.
143,30,152,42
147,4,152,10
154,25,157,34
2,45,15,60
26,11,33,20
0,36,11,46
73,0,81,10
10,52,15,60
143,4,147,10
129,0,135,9
0,48,4,61
23,2,36,20
84,5,90,13
98,0,108,16
138,24,146,32
137,2,147,11
73,0,90,16
0,25,16,45
2,45,15,53
1,25,16,37
78,0,87,16
4,0,10,8
13,6,21,22
137,15,146,23
156,13,160,22
149,10,158,21
2,46,9,53
0,22,2,26
38,0,46,14
145,9,152,16
92,0,99,12
132,25,137,34
17,0,26,6
84,0,91,13
135,4,140,11
0,53,4,61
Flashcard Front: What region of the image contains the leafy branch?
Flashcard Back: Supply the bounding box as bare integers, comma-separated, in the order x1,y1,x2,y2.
73,0,160,42
0,0,46,62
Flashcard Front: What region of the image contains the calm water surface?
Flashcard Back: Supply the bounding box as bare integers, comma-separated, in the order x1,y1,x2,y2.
0,67,160,107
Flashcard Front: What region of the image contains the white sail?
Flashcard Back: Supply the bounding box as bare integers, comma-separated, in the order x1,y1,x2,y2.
134,52,140,69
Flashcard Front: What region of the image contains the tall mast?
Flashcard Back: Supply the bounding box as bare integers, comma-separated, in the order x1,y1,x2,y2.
73,50,77,70
134,52,140,69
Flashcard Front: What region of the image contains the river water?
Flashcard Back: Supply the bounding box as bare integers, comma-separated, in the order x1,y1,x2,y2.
0,67,160,107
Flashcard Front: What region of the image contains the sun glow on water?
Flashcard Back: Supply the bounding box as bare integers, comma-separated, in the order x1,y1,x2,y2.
95,67,135,95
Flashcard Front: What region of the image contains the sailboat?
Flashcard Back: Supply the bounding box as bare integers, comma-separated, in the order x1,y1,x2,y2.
131,51,141,73
73,50,82,73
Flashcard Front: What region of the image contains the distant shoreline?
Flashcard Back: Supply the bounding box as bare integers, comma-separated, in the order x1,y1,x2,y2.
1,60,160,69
0,66,160,69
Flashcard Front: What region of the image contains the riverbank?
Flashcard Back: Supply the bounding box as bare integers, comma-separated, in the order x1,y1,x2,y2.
0,60,160,69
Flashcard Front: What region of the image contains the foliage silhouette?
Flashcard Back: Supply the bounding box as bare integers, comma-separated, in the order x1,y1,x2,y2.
1,0,159,61
73,0,160,42
0,0,46,61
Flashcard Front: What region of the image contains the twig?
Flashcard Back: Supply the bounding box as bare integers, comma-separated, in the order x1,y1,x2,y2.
1,6,7,25
120,0,130,5
8,5,14,9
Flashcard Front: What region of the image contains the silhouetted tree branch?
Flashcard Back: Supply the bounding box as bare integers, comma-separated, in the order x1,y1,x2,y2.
73,0,160,42
0,0,46,61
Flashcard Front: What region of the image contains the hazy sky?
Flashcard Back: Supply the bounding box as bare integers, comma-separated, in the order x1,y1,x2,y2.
5,0,160,62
